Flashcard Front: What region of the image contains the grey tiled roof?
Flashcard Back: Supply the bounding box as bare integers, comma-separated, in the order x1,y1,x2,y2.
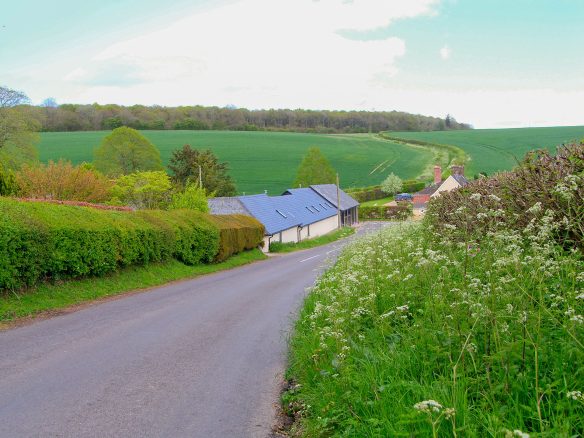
208,197,250,215
415,182,441,196
309,184,359,211
452,174,470,186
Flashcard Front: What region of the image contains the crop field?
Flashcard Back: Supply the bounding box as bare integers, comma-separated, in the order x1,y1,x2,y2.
389,125,584,177
38,131,432,195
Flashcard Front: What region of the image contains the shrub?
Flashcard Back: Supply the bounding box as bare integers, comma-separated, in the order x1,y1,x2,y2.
346,186,385,203
111,171,173,209
169,183,209,212
15,160,113,202
206,214,265,261
359,204,412,220
426,141,584,250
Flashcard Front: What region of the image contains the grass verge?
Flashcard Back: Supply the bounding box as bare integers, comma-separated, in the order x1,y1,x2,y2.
284,222,583,436
269,227,355,253
0,249,266,324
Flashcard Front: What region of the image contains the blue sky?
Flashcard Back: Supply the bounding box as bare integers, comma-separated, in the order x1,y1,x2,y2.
2,0,583,128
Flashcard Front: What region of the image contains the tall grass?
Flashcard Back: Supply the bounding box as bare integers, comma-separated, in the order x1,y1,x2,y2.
285,143,584,437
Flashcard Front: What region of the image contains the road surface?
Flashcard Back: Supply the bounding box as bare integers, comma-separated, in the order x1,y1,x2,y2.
0,222,391,437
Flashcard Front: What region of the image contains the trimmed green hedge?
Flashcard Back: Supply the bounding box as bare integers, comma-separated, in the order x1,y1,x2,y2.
359,204,412,220
0,198,263,290
207,214,265,261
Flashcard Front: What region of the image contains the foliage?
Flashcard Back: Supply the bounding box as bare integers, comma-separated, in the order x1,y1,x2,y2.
24,101,469,133
293,147,336,188
206,214,265,262
285,144,584,436
380,172,403,195
359,204,412,220
15,160,113,202
93,126,163,176
111,171,172,209
0,164,18,196
0,250,267,322
169,182,209,213
168,145,237,196
38,131,433,194
427,141,584,251
269,227,354,253
0,86,39,169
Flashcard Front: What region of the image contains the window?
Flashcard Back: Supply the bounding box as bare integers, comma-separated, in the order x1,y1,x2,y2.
276,209,287,218
306,207,314,213
311,205,320,212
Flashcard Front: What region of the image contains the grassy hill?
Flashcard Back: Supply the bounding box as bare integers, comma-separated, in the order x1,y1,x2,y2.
38,131,432,195
388,125,584,177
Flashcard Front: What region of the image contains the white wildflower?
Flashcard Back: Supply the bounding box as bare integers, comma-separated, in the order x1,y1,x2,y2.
413,400,443,414
567,390,583,401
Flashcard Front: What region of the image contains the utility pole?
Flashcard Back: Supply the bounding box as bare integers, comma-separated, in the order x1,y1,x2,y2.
198,165,202,189
336,173,341,229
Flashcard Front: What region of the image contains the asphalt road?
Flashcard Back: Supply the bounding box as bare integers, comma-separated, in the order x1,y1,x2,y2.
0,222,392,438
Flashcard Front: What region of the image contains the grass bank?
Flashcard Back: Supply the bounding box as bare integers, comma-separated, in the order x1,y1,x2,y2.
285,223,583,436
359,196,394,207
0,249,266,324
269,228,355,253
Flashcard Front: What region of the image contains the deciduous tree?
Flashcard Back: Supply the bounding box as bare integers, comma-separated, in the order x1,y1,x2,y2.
169,182,209,212
168,145,236,196
0,86,39,169
110,171,172,209
93,127,163,176
381,172,403,195
293,147,336,188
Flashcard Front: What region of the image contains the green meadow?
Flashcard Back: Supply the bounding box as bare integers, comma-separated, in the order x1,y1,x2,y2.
38,131,431,195
389,125,584,176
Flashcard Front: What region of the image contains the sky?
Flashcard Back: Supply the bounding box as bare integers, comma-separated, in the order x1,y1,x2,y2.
2,0,583,128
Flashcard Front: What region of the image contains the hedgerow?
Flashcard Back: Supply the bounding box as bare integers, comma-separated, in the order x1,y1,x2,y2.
0,198,263,290
207,214,265,261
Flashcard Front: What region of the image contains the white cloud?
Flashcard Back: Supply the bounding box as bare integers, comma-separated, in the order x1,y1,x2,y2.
439,44,451,60
62,0,436,108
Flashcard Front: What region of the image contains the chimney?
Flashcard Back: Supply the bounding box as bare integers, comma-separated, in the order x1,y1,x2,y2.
451,165,464,176
434,166,442,184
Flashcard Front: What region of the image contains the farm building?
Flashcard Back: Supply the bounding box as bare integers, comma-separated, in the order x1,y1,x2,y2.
413,165,469,211
305,184,360,226
208,185,359,251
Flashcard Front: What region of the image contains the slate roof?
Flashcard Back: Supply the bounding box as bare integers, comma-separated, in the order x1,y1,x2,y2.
237,194,301,235
415,182,442,196
309,184,359,211
208,197,250,215
280,189,337,226
452,174,470,186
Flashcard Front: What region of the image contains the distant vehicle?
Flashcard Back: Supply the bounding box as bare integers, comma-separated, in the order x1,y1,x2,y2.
395,193,413,201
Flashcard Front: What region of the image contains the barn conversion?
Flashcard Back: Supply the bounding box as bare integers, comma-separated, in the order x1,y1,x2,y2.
208,185,359,251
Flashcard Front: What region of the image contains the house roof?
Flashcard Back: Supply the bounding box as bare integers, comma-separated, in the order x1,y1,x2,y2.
280,189,337,226
415,182,442,196
308,184,359,211
237,194,302,235
452,174,470,186
208,197,250,216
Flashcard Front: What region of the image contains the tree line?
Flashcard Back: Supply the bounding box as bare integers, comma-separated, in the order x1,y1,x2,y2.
20,101,471,133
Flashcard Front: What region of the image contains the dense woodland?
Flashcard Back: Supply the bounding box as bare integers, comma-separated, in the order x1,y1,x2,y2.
19,103,471,133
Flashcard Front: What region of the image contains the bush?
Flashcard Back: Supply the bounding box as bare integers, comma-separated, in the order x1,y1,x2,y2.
0,199,263,290
206,214,265,261
359,204,412,220
402,179,425,193
426,141,584,250
347,186,385,203
111,171,172,209
15,160,113,202
169,183,209,212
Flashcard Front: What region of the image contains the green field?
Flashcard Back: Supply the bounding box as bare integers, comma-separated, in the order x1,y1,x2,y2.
389,125,584,177
38,131,431,195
